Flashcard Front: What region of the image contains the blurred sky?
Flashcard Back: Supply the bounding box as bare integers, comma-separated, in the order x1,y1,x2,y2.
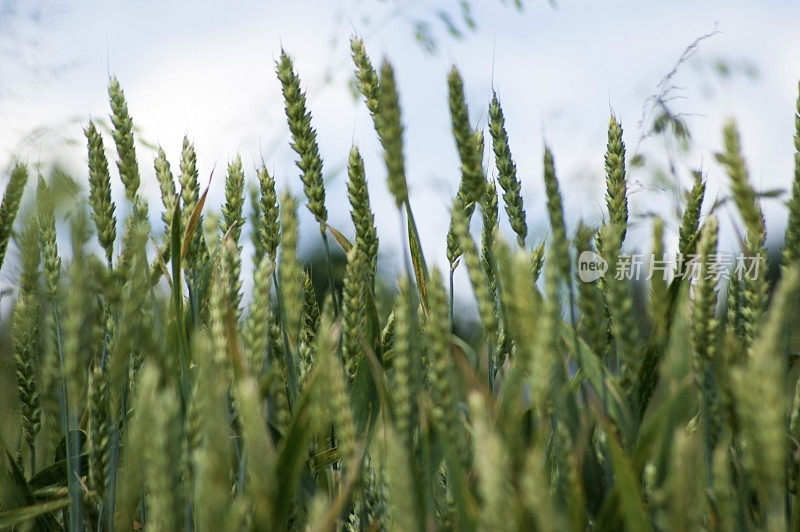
1,0,799,300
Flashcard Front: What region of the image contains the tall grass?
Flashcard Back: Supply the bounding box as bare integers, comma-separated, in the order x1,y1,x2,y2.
1,40,800,531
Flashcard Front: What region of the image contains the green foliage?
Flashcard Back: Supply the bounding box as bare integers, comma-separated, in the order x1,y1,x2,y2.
2,46,800,532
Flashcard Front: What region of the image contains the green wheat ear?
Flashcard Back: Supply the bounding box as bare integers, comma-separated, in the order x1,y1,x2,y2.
448,68,484,208
543,145,570,277
489,92,527,246
86,363,110,507
377,59,409,207
448,67,473,164
154,147,177,239
691,216,722,453
451,202,500,363
469,390,516,531
341,244,367,379
785,80,800,265
447,129,486,268
732,266,799,528
599,223,638,398
222,155,245,245
678,170,706,258
391,276,416,451
718,120,766,247
12,293,40,473
350,36,381,118
316,312,357,463
426,267,467,465
649,216,668,322
108,77,141,201
347,145,379,281
0,163,28,270
575,223,605,354
277,50,328,230
279,190,303,349
604,114,628,240
243,253,273,375
85,123,117,265
36,176,61,300
716,120,767,346
255,165,280,265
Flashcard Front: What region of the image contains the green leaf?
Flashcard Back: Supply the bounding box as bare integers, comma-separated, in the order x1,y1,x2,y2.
324,222,353,254
3,451,62,531
180,177,210,261
28,454,89,491
351,349,380,437
405,203,429,312
0,498,70,528
274,368,319,527
563,324,635,444
604,425,653,532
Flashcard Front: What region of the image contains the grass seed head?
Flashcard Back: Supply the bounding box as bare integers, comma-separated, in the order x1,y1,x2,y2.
277,50,328,229
377,59,409,207
85,123,117,264
108,77,141,201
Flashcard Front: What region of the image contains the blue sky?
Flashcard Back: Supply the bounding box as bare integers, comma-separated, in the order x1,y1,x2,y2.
1,0,798,300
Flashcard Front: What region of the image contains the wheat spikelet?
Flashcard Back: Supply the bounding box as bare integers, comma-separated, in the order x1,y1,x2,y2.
447,130,485,268
0,164,28,270
222,155,245,244
115,364,158,530
279,191,302,349
489,92,527,246
36,177,60,300
392,277,415,449
350,37,381,119
785,81,800,265
86,364,110,507
12,295,40,471
664,430,704,530
599,224,638,397
575,224,605,354
717,120,768,347
691,216,722,453
193,329,235,532
155,147,177,235
341,245,367,379
108,77,141,201
451,202,500,358
678,171,706,258
234,375,276,527
377,60,409,207
317,315,357,463
377,423,418,531
85,123,117,264
277,50,327,230
732,266,799,528
298,271,320,380
347,145,379,282
256,165,280,265
468,391,516,531
426,268,467,465
146,385,183,531
649,216,668,322
604,114,628,240
179,137,209,268
243,254,274,375
543,146,570,277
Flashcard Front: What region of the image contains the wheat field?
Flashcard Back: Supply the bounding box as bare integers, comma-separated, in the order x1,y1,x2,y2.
1,37,799,531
